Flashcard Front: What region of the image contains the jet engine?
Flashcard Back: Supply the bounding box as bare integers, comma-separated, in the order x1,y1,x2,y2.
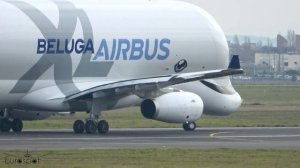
140,92,203,123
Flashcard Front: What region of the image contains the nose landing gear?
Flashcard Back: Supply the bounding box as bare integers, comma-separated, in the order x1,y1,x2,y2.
183,122,196,131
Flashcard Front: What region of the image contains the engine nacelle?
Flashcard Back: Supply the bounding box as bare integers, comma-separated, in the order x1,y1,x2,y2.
140,92,204,123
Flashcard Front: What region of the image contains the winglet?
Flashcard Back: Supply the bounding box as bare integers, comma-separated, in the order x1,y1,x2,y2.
228,55,241,69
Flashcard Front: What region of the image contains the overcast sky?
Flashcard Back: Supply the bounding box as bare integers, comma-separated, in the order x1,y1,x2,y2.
182,0,300,37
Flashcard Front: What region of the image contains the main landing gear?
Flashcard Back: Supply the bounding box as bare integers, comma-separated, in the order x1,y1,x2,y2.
73,98,110,135
183,122,196,131
73,119,109,134
0,118,23,133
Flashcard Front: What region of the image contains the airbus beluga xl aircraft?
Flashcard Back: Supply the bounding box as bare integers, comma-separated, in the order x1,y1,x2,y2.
0,0,243,134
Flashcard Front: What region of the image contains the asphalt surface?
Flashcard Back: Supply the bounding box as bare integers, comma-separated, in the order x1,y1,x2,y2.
0,127,300,150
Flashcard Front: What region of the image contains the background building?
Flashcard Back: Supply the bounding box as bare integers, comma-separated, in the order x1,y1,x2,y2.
277,34,288,53
284,54,300,71
228,32,300,78
255,53,300,75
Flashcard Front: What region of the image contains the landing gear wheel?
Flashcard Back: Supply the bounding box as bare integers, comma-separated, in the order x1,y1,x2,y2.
85,120,97,134
183,122,196,131
97,120,109,134
73,120,85,134
0,119,12,132
11,119,23,132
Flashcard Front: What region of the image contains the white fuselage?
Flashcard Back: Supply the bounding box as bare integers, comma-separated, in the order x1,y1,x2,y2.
0,0,241,116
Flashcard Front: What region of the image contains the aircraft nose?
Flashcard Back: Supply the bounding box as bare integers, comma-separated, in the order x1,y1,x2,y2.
216,92,243,116
232,92,243,111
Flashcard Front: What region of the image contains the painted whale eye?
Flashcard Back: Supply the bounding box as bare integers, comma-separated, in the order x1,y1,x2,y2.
174,59,188,73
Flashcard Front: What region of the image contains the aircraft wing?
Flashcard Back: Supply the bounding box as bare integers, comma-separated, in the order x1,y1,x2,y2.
66,55,243,100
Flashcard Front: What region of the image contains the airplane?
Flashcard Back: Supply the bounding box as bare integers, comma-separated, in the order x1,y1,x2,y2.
0,0,243,134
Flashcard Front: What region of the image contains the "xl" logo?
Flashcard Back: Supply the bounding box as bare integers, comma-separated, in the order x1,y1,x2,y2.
5,0,113,95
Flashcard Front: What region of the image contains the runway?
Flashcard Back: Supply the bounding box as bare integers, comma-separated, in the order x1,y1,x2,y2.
0,127,300,150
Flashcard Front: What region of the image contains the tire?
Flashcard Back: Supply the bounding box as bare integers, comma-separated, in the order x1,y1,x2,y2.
73,120,85,134
188,122,196,131
183,123,189,131
11,119,23,132
85,120,97,134
97,120,109,134
183,122,196,131
0,119,11,132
